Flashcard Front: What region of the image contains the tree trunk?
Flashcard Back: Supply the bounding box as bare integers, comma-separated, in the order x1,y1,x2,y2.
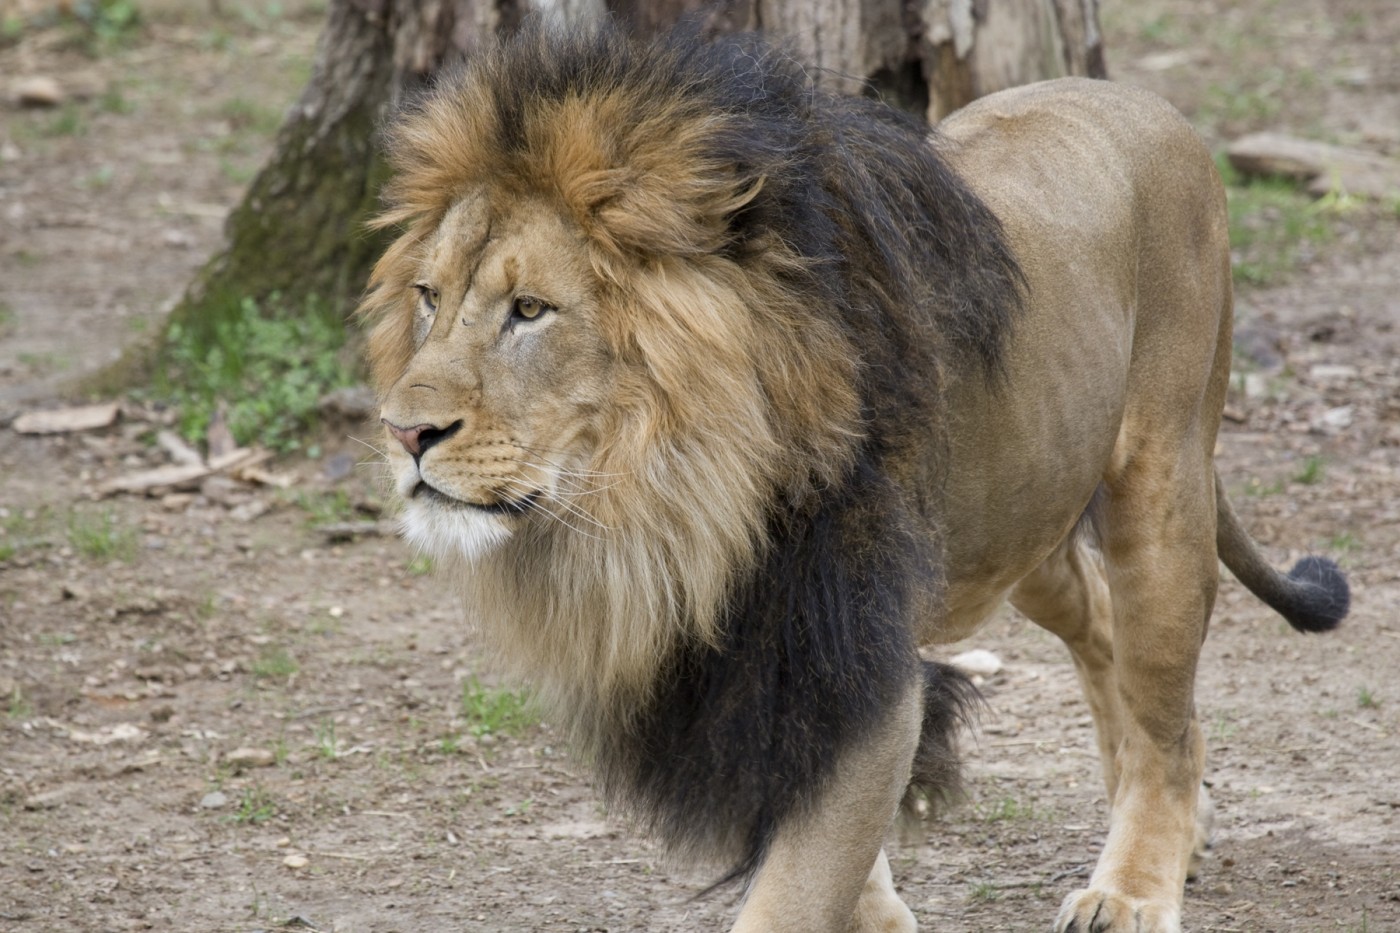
149,0,1103,379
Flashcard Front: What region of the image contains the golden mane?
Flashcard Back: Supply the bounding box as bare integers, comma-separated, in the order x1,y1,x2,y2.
361,22,1021,870
361,28,864,712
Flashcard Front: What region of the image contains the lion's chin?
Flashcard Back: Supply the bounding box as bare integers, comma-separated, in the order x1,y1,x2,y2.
399,499,513,563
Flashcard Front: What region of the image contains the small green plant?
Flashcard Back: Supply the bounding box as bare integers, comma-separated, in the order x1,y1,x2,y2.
1357,687,1379,710
66,509,137,561
1243,476,1285,498
41,104,87,137
502,798,534,818
1293,455,1325,486
406,554,435,577
976,796,1037,823
1218,157,1334,287
69,0,141,46
231,785,277,824
1,506,53,560
154,291,357,452
461,677,537,738
969,881,1001,902
251,646,298,681
6,686,32,719
313,719,338,759
219,97,283,136
1328,531,1360,554
99,84,133,114
290,489,358,527
0,301,14,334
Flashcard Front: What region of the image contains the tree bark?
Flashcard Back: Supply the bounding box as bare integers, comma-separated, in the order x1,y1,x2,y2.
150,0,1103,376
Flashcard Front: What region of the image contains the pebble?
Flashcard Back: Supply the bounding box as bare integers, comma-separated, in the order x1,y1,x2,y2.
948,648,1003,678
14,76,64,108
199,791,228,810
283,853,309,869
1310,364,1359,381
224,747,276,771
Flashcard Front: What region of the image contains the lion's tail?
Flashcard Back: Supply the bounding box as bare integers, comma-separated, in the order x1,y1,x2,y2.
1215,472,1350,632
901,659,981,820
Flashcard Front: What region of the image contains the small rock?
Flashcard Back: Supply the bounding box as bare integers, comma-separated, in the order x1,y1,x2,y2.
322,452,356,482
200,474,245,506
23,787,75,811
1308,364,1358,381
1312,405,1354,434
199,791,229,810
282,853,309,869
228,499,271,523
948,648,1003,678
0,142,20,163
60,582,89,601
14,76,64,108
276,836,292,848
1242,372,1271,400
225,747,276,771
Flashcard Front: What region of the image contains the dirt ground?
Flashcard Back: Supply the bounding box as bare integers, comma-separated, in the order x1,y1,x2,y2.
1,2,1398,931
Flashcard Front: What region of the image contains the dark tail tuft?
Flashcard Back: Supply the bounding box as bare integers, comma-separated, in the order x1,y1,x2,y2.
902,659,981,821
1279,555,1350,632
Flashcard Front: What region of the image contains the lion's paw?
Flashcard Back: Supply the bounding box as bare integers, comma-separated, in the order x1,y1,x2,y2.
1054,889,1181,933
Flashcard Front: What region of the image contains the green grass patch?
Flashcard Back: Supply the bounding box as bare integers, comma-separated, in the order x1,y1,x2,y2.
975,795,1040,823
6,686,33,719
153,290,357,453
461,677,537,738
1357,687,1379,710
1327,531,1360,555
289,489,358,527
1293,455,1325,486
66,508,137,561
251,645,298,681
1219,156,1334,286
230,785,277,824
0,506,54,561
968,881,1001,902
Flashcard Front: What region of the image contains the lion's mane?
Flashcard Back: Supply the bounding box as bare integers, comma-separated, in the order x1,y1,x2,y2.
363,22,1021,880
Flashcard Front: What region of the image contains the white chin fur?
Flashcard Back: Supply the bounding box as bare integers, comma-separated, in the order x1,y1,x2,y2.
399,500,512,562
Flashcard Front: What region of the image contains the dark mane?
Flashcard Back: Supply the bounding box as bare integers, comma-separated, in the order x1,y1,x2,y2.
380,19,1013,886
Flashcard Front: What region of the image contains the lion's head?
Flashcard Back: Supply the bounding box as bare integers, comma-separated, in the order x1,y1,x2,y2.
362,22,1018,740
362,26,874,709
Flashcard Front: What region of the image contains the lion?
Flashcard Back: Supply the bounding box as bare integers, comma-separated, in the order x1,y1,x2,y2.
360,22,1350,933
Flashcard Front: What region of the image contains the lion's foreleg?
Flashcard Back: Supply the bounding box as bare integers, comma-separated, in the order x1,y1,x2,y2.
730,682,921,933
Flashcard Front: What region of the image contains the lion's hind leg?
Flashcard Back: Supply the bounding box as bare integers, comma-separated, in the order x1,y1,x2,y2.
1012,525,1216,900
1044,442,1220,933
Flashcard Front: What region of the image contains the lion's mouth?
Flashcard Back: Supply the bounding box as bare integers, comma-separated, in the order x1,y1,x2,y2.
412,480,539,517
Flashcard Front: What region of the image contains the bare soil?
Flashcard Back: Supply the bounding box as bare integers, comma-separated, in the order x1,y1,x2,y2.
2,2,1397,931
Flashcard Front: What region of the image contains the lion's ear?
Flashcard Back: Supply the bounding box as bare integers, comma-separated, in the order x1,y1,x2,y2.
542,97,762,259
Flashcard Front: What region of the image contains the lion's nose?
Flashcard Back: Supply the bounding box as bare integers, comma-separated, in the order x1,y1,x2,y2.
382,419,462,458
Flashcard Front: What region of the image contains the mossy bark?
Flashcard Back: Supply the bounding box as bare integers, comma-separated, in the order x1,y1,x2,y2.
164,2,396,343
127,0,1103,389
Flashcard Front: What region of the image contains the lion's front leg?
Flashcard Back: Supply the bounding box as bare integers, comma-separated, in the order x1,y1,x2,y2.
731,684,921,933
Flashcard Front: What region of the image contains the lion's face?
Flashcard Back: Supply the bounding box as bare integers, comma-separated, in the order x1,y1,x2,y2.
377,191,616,561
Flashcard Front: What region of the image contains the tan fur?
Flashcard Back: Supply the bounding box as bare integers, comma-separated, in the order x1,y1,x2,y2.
365,61,1323,931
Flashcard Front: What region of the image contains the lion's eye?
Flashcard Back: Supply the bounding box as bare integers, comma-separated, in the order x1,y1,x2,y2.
511,295,554,323
414,284,439,313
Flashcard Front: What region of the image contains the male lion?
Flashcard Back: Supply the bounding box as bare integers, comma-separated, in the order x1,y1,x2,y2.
362,23,1349,933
